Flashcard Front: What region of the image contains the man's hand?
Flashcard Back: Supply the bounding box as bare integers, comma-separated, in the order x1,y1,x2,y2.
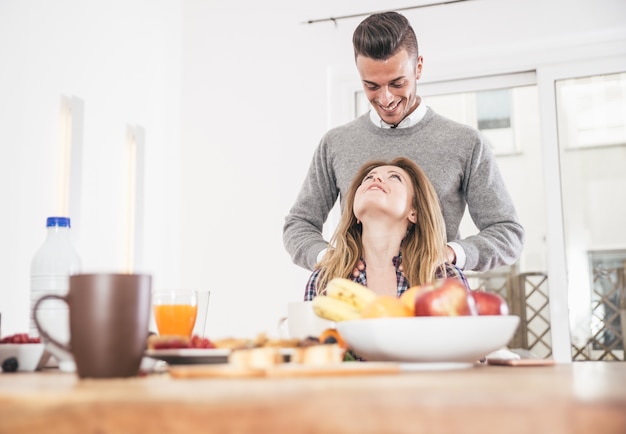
446,245,457,264
352,259,365,278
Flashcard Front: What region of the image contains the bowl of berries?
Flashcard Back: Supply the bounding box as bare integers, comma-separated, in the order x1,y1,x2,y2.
0,333,46,372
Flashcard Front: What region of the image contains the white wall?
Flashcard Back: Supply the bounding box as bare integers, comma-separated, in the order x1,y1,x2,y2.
1,0,625,340
0,0,182,335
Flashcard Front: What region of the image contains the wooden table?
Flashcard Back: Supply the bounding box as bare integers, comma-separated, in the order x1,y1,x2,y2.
1,362,625,434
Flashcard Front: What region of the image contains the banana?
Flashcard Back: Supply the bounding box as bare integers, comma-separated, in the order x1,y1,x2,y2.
325,278,377,311
312,295,361,322
311,278,378,322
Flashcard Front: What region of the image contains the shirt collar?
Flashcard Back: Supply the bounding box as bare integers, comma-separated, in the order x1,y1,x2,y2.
356,254,409,296
369,100,428,129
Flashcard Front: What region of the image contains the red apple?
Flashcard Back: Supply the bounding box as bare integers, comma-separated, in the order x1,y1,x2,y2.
399,283,434,314
471,291,509,315
413,278,478,316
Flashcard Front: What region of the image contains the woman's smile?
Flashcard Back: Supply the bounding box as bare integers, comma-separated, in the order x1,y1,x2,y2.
366,182,387,192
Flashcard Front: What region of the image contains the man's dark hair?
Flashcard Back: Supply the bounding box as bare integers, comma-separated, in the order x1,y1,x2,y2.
353,11,419,61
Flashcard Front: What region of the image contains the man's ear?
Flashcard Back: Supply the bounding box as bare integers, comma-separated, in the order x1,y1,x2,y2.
415,56,423,80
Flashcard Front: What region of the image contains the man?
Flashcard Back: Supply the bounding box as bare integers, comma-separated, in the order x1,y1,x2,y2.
283,11,524,273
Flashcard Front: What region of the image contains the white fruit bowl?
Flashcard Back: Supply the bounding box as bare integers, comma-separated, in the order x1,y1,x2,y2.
0,343,46,372
336,315,520,366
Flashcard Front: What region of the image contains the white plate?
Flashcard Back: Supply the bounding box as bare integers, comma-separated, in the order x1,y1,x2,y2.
145,348,297,365
337,315,520,364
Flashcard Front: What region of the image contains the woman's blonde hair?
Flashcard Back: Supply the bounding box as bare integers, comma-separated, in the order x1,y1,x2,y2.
314,157,447,295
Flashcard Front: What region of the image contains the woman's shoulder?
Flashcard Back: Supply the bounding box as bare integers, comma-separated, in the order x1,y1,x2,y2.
439,263,471,290
304,269,322,301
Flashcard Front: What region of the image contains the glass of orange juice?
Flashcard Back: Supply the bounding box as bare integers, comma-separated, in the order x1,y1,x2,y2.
153,291,198,337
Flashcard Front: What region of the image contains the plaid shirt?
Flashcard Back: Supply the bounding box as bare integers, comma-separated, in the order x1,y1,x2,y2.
304,254,469,301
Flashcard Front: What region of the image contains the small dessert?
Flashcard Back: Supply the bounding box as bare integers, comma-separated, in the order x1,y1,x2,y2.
228,347,283,369
290,344,345,365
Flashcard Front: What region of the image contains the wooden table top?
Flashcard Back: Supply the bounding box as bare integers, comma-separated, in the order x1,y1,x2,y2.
1,361,625,434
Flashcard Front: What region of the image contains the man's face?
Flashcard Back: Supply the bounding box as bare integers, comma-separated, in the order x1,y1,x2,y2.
356,50,423,126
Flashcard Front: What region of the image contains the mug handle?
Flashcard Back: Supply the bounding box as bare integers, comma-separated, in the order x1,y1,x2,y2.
33,294,71,353
277,316,289,339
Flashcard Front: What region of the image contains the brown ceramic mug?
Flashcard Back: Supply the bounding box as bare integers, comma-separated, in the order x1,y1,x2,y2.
33,273,152,379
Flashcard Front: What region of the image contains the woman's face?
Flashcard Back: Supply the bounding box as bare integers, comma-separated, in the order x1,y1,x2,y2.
353,165,416,225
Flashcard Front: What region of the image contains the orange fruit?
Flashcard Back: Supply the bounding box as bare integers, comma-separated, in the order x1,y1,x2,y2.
318,328,347,349
360,295,413,319
399,284,433,314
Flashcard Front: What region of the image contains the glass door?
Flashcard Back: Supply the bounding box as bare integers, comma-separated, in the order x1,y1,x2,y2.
555,70,626,360
538,56,626,362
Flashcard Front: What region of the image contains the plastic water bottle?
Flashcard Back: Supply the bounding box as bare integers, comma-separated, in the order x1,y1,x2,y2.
30,217,82,370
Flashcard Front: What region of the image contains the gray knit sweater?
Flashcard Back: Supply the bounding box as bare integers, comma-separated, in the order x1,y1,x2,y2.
283,109,524,272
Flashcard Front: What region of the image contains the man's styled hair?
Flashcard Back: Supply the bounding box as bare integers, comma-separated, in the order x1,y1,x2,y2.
353,11,419,61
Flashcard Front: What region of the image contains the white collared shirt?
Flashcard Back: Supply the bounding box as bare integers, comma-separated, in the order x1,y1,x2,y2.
368,101,428,129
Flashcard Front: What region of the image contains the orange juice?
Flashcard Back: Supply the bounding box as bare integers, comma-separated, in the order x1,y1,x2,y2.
154,304,198,337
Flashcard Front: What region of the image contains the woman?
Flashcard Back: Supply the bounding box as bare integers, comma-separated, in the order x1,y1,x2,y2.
305,157,468,300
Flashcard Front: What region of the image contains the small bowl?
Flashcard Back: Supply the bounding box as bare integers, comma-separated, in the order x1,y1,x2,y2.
336,315,520,366
0,343,46,372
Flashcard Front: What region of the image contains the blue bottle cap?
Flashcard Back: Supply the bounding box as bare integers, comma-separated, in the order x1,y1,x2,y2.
46,217,71,228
